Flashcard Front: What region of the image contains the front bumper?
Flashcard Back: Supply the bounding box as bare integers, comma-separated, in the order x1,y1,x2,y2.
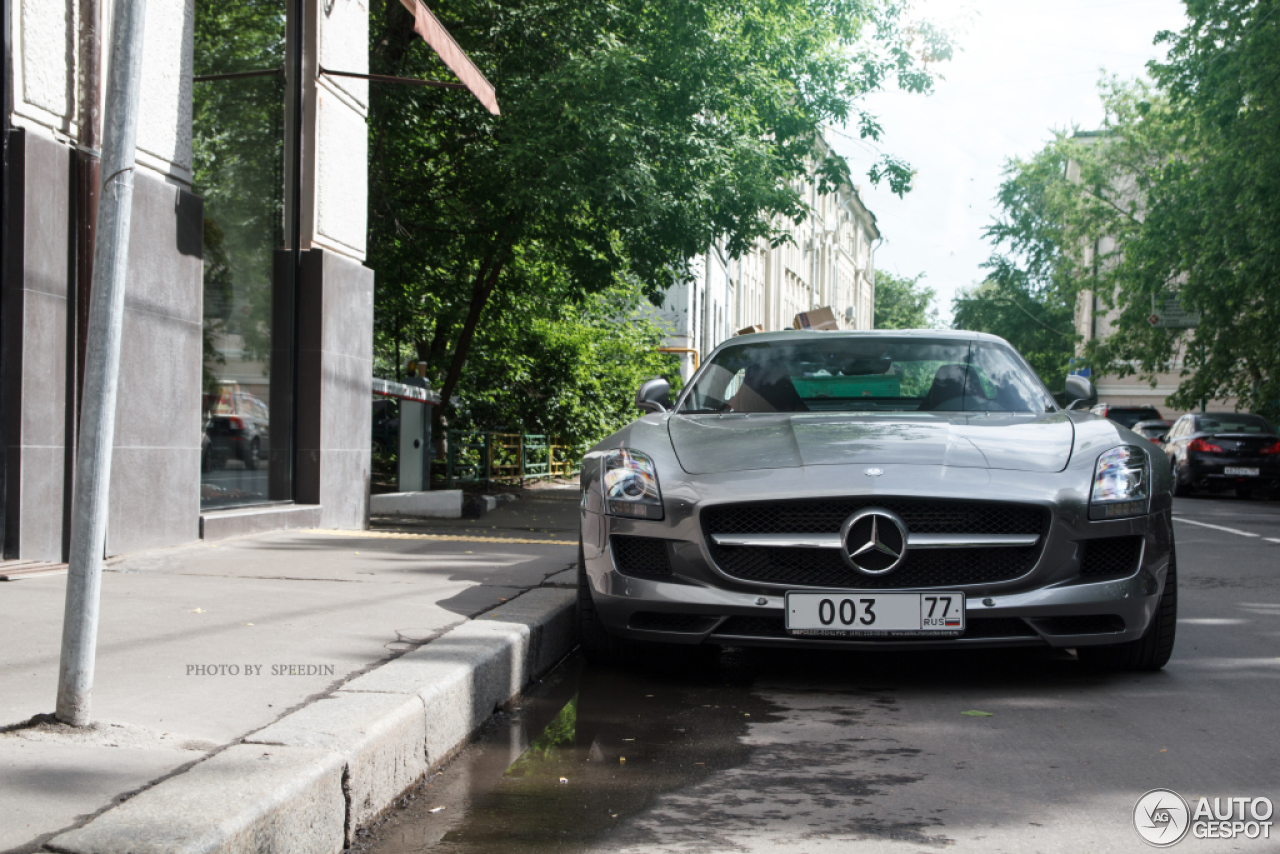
586,568,1161,650
580,463,1174,652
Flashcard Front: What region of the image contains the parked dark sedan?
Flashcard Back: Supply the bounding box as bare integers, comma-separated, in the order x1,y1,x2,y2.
1163,412,1280,498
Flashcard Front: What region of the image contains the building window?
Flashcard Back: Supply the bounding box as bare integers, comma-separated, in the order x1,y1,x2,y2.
193,0,296,509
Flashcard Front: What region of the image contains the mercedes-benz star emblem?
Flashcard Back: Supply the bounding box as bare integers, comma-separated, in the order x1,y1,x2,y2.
840,508,909,575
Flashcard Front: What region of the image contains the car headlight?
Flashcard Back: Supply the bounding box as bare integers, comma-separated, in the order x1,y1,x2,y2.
602,449,664,520
1090,445,1151,520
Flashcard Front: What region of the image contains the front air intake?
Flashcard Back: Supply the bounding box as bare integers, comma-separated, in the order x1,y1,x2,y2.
610,535,674,577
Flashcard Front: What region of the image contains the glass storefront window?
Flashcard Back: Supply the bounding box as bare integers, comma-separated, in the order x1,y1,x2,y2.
193,0,293,509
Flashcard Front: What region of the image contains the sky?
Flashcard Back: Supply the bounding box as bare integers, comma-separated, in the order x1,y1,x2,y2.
828,0,1190,323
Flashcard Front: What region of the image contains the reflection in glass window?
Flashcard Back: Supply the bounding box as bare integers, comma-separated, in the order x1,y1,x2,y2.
194,0,291,508
681,338,1056,414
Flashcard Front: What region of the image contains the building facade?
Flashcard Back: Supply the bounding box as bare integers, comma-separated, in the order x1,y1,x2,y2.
3,0,378,561
655,134,881,379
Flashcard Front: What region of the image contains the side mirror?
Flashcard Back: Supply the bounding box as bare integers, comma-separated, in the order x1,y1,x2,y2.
1063,375,1097,411
635,377,671,414
1155,434,1168,444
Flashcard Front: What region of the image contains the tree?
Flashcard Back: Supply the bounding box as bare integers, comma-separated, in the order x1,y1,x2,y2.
455,284,680,446
873,270,938,329
952,279,1077,390
1101,0,1280,418
367,0,951,440
982,0,1280,419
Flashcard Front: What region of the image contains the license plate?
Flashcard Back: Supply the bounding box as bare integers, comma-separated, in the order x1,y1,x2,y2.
786,592,965,637
1225,466,1260,477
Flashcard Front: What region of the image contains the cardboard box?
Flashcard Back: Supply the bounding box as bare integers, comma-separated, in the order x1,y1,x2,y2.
793,306,839,331
736,324,764,336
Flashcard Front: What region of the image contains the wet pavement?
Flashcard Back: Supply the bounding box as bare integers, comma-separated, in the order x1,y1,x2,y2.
352,496,1280,854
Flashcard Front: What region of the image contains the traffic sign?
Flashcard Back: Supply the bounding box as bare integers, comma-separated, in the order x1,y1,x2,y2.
1148,296,1199,329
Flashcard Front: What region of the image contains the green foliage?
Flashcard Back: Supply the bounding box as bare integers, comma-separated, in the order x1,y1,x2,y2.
873,270,939,329
368,0,949,441
952,278,1077,391
454,284,681,447
982,0,1280,419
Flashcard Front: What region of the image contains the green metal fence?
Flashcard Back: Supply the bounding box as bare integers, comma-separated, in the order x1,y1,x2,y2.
442,431,580,489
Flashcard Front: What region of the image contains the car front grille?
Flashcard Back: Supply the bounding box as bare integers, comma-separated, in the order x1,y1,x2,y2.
703,499,1049,589
1079,536,1143,577
703,499,1047,536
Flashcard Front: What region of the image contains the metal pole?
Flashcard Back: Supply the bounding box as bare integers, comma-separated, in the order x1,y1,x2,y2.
56,0,147,726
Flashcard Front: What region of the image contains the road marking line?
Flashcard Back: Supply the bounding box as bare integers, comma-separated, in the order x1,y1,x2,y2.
1266,538,1280,545
311,529,575,546
1172,517,1261,538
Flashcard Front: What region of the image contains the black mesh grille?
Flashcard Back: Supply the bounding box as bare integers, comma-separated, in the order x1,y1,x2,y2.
1038,614,1125,634
1080,537,1143,577
710,545,1039,589
703,499,1048,589
703,499,1047,536
629,612,717,632
712,615,1038,640
610,536,673,577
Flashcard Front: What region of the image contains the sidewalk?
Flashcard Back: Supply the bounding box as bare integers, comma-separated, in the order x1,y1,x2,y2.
0,488,581,853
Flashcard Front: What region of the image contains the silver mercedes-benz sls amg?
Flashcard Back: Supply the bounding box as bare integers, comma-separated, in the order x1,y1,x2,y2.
576,330,1176,670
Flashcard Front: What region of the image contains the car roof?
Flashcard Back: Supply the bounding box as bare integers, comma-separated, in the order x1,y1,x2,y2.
718,329,1009,346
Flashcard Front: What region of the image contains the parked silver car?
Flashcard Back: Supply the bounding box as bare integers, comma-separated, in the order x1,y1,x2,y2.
577,330,1176,670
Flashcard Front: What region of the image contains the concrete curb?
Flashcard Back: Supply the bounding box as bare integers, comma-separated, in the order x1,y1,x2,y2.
45,587,577,854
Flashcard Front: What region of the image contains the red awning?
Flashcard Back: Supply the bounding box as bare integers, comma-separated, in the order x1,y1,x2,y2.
399,0,500,115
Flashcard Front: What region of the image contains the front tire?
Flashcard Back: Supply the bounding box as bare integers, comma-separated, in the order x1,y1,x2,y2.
577,539,634,666
1078,543,1177,672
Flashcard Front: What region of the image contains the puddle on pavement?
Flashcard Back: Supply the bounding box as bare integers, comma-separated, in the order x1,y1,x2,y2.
352,652,780,854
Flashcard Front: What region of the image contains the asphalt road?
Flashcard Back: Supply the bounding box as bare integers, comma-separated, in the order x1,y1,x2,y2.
358,495,1280,854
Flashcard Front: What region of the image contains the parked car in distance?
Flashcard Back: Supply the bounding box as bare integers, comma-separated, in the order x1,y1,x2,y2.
1090,403,1163,430
1132,419,1173,444
1163,412,1280,498
203,386,270,472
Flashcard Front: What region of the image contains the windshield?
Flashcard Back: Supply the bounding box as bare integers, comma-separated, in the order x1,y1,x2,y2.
1196,414,1274,434
680,338,1055,414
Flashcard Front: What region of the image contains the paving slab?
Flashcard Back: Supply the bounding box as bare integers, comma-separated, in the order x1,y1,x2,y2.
47,744,346,854
0,735,201,853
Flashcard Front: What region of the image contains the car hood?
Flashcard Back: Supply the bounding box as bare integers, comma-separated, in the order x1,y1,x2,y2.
667,412,1075,474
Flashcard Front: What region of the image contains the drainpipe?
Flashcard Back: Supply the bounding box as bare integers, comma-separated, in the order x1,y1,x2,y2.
57,0,147,727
